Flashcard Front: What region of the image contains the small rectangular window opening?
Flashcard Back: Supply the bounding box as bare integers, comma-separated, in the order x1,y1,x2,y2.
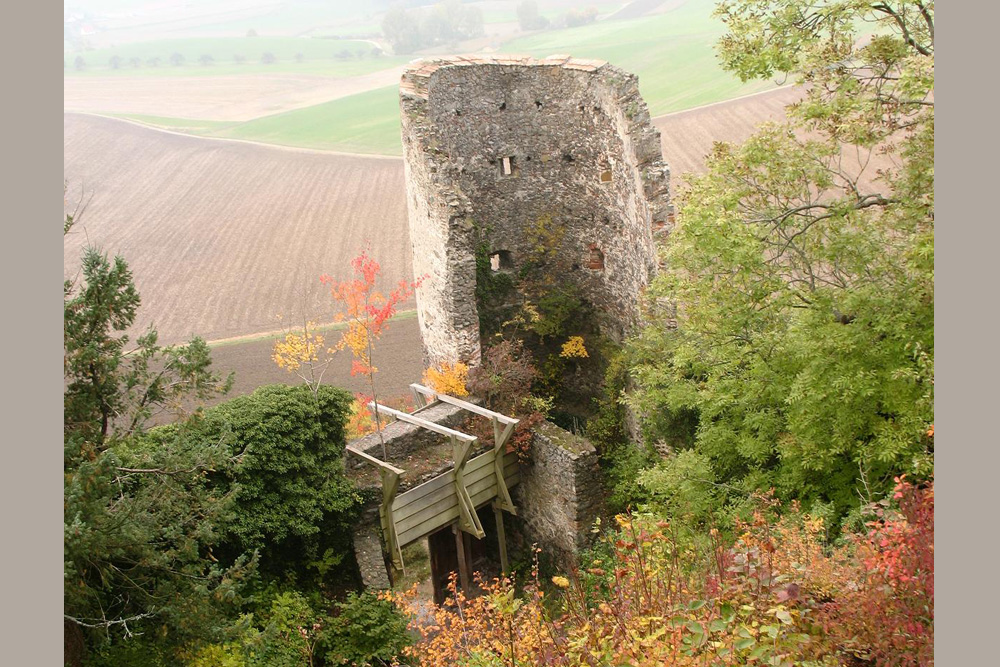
588,245,605,270
499,156,516,177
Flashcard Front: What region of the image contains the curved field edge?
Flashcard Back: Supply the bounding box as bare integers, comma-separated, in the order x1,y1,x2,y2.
87,1,778,155
64,86,799,405
64,112,413,347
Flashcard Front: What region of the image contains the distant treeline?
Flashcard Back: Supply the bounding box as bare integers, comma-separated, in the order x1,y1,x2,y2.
516,1,599,31
67,43,385,72
381,0,485,54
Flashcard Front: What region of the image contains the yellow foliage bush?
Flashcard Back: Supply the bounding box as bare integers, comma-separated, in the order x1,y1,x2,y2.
272,324,325,372
423,362,470,397
560,335,589,359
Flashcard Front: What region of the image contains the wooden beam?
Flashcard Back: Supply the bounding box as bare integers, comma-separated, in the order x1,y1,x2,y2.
452,435,485,539
453,523,472,594
411,384,430,409
493,500,509,574
492,417,517,513
346,446,405,475
380,468,403,572
369,401,477,442
345,446,405,573
410,384,519,425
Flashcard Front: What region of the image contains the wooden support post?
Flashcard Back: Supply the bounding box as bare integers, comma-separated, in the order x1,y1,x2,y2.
380,468,403,572
492,417,517,514
493,500,509,574
453,523,472,594
411,385,428,409
346,446,406,572
452,435,485,538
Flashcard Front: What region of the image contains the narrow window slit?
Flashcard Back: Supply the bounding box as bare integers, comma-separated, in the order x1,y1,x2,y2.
498,156,516,176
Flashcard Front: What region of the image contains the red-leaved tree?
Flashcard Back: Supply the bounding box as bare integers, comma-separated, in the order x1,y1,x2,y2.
321,250,422,457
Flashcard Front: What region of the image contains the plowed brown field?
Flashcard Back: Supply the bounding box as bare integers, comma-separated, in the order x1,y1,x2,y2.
653,85,802,184
64,67,409,122
64,85,827,398
64,112,410,347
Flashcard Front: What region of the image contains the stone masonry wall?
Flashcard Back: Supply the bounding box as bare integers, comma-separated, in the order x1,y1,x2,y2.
514,420,605,565
400,55,670,366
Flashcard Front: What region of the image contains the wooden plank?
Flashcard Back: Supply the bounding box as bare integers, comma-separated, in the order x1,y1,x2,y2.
393,450,497,519
346,446,405,475
394,455,520,546
394,459,518,531
395,473,520,547
369,401,477,442
409,384,520,425
395,463,520,546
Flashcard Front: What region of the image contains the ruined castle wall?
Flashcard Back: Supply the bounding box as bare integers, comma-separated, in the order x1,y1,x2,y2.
514,420,605,564
400,56,670,366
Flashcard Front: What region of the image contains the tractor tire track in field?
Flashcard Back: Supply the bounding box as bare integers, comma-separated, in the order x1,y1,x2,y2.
65,112,412,349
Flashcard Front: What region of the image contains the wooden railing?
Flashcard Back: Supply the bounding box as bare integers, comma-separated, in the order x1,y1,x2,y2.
346,387,520,575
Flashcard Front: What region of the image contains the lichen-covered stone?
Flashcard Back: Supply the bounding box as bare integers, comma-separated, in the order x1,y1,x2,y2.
400,55,670,367
514,420,606,566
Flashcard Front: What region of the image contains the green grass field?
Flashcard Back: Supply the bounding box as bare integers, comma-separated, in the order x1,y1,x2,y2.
96,0,776,155
502,0,776,115
209,85,404,155
65,37,404,77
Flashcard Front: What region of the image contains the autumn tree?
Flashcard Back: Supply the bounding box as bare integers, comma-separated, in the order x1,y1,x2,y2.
272,319,336,396
629,0,934,516
321,250,422,457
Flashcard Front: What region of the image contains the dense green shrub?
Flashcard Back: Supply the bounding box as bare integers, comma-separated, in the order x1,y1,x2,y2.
64,243,243,663
171,384,362,582
321,592,412,665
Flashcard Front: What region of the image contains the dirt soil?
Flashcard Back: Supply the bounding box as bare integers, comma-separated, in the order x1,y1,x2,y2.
64,67,408,121
64,112,411,347
65,84,892,406
206,316,425,406
653,85,803,184
654,85,892,191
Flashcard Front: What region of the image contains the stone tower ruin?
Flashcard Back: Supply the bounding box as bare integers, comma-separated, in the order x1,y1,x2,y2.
400,55,670,366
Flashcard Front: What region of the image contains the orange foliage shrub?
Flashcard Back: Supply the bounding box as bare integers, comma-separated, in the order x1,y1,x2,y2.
390,480,934,667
